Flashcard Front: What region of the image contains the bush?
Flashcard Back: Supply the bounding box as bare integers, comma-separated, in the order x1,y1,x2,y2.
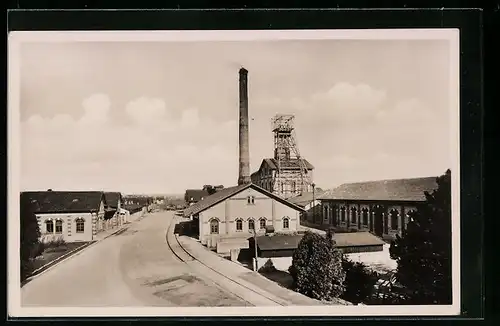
20,193,41,282
289,231,346,301
45,236,66,247
258,259,277,273
341,256,379,304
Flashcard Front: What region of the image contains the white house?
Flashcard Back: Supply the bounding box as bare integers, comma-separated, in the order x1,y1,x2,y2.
22,191,107,243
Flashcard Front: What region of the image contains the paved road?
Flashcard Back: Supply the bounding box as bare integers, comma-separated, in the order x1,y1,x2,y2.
21,211,247,307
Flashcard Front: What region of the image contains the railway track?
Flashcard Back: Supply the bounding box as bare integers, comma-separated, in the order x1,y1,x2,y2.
165,216,286,306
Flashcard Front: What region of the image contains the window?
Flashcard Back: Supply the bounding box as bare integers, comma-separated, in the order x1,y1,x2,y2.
76,218,85,233
248,219,255,231
362,208,369,226
247,196,255,205
210,219,219,234
283,217,290,229
390,209,399,230
259,218,266,230
236,219,243,231
351,207,357,223
323,206,328,221
45,220,54,233
55,220,63,234
340,207,346,222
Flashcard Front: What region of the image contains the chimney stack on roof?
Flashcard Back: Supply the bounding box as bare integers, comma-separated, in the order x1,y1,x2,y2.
238,67,251,185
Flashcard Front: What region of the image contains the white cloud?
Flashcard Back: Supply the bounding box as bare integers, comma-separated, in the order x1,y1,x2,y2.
125,97,169,126
21,94,238,193
79,93,111,126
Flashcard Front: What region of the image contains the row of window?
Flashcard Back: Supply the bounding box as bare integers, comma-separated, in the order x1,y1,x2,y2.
45,219,85,234
330,206,414,231
209,217,290,234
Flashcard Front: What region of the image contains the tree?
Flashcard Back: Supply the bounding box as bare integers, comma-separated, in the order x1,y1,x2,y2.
20,193,41,282
289,231,346,301
341,257,379,304
389,169,452,304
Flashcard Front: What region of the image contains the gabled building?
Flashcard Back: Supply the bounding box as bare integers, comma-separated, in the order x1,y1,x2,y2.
184,185,224,206
183,183,305,251
104,192,125,225
21,191,107,243
287,190,324,223
250,158,315,199
318,176,439,240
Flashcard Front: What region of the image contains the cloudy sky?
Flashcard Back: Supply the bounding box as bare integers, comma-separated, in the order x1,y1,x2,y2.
18,37,452,194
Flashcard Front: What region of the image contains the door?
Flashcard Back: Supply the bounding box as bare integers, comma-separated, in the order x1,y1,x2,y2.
374,206,384,237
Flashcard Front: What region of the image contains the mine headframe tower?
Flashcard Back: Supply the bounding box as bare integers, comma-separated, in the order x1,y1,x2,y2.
271,114,309,197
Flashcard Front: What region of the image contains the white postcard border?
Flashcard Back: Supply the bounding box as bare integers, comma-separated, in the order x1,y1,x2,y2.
8,28,461,317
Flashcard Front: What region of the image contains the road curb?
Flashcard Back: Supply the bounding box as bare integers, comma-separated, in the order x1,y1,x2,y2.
23,224,132,287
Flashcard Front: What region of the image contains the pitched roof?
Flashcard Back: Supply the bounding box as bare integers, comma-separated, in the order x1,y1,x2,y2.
287,191,325,207
256,231,385,251
21,191,105,214
319,177,438,202
104,192,122,208
260,158,314,171
183,183,305,217
184,189,210,202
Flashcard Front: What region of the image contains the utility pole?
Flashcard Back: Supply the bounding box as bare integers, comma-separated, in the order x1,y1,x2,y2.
252,227,258,271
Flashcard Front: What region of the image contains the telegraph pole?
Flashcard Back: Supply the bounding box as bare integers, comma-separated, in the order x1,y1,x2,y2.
252,227,258,271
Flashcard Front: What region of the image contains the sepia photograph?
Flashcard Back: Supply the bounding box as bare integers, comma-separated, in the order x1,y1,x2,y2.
8,29,460,317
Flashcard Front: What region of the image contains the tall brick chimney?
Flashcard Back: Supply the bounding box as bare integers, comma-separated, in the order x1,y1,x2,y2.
238,67,251,185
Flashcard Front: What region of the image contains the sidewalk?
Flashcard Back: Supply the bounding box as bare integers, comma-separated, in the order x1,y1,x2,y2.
177,235,327,306
94,212,146,241
25,212,148,285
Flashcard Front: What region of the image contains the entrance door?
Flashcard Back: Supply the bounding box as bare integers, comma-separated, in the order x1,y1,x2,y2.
383,212,389,235
369,211,374,232
374,206,384,237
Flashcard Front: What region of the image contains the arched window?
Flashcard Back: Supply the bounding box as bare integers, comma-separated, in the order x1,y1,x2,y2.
247,196,255,205
351,207,357,223
259,218,266,230
283,217,290,229
55,220,63,234
45,220,54,233
340,207,346,222
362,208,369,226
406,209,416,224
248,219,255,231
210,219,219,234
390,209,399,230
236,219,243,231
323,205,328,220
76,218,85,233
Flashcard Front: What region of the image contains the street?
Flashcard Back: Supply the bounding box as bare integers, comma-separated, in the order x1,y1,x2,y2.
21,211,247,307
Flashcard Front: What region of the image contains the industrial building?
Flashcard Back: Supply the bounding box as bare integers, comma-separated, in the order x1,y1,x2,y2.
317,177,439,241
183,67,304,255
251,114,315,199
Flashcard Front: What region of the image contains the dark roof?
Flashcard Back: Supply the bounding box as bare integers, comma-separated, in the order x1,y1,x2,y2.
104,192,122,208
183,183,305,217
319,177,438,202
256,232,385,251
257,235,304,250
184,189,210,202
21,191,105,214
260,158,314,171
